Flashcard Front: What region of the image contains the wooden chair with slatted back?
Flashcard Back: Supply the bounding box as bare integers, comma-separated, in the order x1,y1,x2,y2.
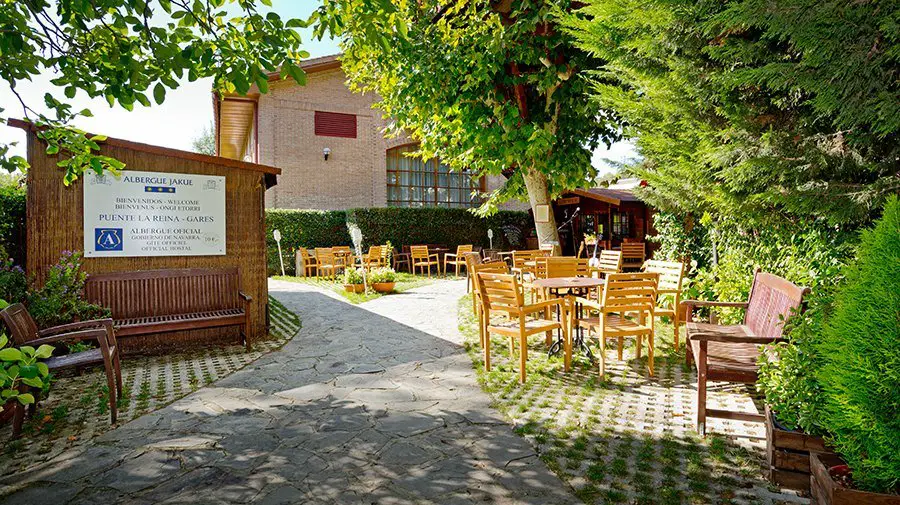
683,268,809,436
463,251,484,294
332,245,354,272
410,245,441,276
592,249,623,278
314,248,339,280
511,249,545,280
620,242,646,270
297,248,319,277
532,256,593,300
443,244,474,277
476,272,569,383
362,245,384,269
642,260,687,349
573,272,658,378
0,304,123,432
469,261,511,346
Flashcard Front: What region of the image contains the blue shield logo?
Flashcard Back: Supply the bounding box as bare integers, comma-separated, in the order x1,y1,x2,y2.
95,228,123,251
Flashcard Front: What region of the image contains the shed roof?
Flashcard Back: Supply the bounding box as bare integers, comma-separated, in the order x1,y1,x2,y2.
567,187,643,206
8,118,281,187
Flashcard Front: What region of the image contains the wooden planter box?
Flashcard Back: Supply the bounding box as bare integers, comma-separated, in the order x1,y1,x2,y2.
766,406,834,491
810,453,900,505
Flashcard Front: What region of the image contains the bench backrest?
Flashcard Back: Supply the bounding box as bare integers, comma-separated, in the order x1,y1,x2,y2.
744,270,810,338
85,268,243,319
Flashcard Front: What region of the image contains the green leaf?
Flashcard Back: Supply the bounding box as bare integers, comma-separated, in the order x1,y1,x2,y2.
16,393,34,405
34,345,54,359
36,362,49,377
21,377,44,388
0,348,22,362
0,334,7,348
153,82,166,105
287,64,307,86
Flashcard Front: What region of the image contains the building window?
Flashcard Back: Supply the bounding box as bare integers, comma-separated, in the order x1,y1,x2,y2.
611,211,631,240
314,111,357,138
386,144,481,208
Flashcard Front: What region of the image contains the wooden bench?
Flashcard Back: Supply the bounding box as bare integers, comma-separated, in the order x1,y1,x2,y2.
683,268,809,436
84,268,252,350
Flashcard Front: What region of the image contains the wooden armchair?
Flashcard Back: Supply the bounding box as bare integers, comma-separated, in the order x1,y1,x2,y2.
297,248,319,277
642,260,687,349
462,251,484,293
620,242,646,270
0,303,123,431
410,245,441,276
511,249,546,280
393,246,411,272
469,261,511,346
682,269,809,436
476,272,569,383
443,245,473,277
573,272,658,378
314,248,339,280
332,246,354,272
591,249,623,278
362,245,384,269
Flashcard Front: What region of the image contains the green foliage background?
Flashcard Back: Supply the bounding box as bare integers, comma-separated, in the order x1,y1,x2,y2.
815,197,900,492
0,181,26,266
265,208,532,276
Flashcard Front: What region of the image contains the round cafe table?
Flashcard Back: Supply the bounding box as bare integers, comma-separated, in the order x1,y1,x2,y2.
531,276,604,361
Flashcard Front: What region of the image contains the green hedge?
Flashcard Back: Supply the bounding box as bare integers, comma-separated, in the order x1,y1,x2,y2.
0,184,26,266
265,207,533,275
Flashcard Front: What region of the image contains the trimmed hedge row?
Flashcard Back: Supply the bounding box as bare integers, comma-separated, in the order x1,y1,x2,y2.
0,184,26,266
265,207,533,275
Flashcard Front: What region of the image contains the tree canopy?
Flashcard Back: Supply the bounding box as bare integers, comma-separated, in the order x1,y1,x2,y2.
563,0,899,227
316,0,619,244
1,0,311,183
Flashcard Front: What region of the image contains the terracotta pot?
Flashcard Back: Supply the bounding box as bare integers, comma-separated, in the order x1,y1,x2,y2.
343,284,364,293
810,453,900,505
372,282,395,293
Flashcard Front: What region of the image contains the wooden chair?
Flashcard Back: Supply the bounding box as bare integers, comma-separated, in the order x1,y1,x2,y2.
573,272,658,378
469,261,511,346
591,249,623,278
0,304,123,431
380,245,392,268
532,257,592,299
362,245,384,269
443,245,474,277
393,246,411,272
410,245,441,276
620,242,646,270
476,272,569,383
511,249,546,280
462,251,484,293
332,245,354,272
683,268,809,436
297,248,318,277
314,248,339,280
642,260,687,349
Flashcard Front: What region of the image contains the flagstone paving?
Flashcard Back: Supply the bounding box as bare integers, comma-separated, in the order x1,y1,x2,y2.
0,279,578,504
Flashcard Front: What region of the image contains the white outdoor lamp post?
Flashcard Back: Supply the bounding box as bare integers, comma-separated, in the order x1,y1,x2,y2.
273,229,285,277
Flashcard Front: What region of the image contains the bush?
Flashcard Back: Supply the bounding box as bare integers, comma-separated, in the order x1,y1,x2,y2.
0,182,26,267
814,196,900,493
265,210,351,276
342,267,365,285
25,251,109,329
368,267,396,284
0,259,26,304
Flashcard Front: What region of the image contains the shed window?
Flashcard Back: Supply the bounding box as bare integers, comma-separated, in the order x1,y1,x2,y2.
314,111,357,138
386,144,481,208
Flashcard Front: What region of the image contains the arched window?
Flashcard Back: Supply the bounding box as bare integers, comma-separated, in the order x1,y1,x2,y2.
386,145,482,208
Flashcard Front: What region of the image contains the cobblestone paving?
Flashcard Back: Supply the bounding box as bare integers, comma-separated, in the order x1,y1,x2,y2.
0,296,300,479
0,280,577,504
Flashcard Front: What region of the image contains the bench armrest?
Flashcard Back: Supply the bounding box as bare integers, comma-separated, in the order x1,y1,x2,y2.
688,332,786,345
38,318,114,337
681,300,748,309
239,291,253,302
28,328,110,347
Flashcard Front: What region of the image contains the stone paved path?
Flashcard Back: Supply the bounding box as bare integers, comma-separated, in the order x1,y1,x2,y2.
0,279,577,505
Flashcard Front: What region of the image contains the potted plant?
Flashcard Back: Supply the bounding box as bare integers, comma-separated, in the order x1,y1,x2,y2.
342,267,366,293
807,197,899,503
369,267,396,293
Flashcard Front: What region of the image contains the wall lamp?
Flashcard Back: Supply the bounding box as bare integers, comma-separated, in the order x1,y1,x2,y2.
323,147,332,161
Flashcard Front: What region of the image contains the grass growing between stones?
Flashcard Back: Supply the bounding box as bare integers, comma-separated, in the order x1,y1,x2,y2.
0,295,302,478
457,294,802,505
273,271,439,303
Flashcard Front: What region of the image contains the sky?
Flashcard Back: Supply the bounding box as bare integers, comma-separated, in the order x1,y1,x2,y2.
1,1,636,176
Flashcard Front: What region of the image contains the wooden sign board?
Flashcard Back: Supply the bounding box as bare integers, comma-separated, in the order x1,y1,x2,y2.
534,204,550,223
557,196,580,206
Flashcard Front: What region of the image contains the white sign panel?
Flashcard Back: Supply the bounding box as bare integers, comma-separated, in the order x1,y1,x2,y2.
83,170,226,257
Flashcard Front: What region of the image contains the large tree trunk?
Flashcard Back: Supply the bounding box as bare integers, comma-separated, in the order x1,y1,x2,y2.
522,165,561,254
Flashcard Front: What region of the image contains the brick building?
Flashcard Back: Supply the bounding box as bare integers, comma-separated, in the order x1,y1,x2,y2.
213,54,520,211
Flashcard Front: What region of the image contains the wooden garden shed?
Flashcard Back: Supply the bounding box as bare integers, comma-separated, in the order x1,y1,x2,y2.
11,119,280,351
553,186,658,257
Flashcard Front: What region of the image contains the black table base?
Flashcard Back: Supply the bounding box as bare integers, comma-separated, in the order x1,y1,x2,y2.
544,286,595,363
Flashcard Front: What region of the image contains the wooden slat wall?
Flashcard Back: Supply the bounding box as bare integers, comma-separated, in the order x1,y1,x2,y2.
25,130,269,351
